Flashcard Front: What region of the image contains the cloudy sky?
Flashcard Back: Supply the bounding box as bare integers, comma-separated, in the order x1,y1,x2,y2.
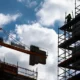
0,0,79,80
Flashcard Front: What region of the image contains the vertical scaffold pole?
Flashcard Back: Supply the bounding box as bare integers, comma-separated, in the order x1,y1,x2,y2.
75,0,76,17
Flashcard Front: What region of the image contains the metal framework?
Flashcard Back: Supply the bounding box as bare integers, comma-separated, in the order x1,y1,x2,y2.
0,40,46,59
0,60,38,80
58,0,80,80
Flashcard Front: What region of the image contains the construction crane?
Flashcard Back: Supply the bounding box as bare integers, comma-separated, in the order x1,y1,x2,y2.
0,28,47,66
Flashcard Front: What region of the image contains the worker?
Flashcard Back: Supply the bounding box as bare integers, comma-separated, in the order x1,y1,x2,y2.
0,28,2,30
65,14,71,23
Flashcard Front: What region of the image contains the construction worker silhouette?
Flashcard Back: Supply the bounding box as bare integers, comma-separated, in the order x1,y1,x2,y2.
66,14,71,23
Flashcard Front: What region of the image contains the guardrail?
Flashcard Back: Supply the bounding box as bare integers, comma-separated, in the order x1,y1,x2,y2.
0,60,38,79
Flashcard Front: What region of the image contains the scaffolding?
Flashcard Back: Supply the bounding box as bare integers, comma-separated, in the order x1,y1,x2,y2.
58,0,80,80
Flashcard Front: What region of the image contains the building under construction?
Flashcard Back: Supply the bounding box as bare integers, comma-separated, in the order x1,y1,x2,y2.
58,0,80,80
0,22,47,80
0,60,37,80
0,36,47,80
0,35,39,80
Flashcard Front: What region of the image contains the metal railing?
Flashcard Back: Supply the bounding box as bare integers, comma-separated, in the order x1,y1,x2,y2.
0,60,38,80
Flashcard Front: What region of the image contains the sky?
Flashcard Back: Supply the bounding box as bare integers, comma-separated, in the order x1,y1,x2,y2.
0,0,79,80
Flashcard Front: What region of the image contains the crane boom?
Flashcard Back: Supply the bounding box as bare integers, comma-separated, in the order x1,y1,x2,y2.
0,28,47,65
0,41,46,58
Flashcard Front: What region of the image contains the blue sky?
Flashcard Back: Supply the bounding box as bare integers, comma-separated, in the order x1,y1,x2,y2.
0,0,42,30
0,0,63,33
0,0,44,41
0,0,78,80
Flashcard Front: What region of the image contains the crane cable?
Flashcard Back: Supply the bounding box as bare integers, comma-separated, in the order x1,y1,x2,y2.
0,28,48,54
0,28,30,50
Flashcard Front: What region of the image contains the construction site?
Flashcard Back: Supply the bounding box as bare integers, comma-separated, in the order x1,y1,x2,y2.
0,24,47,80
58,0,80,80
1,0,80,80
0,20,47,80
0,30,47,80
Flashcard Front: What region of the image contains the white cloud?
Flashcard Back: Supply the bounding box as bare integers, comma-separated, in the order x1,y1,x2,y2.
1,0,79,80
36,0,76,26
14,23,58,80
17,0,37,8
0,22,58,80
17,0,24,2
26,1,37,8
0,13,21,27
0,46,30,67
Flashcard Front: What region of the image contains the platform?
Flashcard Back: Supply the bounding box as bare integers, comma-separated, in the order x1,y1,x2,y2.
68,73,80,80
60,14,80,31
0,71,36,80
58,52,80,70
0,61,37,80
58,34,80,49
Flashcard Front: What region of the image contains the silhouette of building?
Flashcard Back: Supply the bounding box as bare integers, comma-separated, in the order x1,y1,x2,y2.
58,0,80,80
0,60,38,80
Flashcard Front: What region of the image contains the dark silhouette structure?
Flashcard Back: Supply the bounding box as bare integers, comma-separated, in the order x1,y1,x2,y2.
0,60,37,80
29,45,46,65
58,0,80,80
